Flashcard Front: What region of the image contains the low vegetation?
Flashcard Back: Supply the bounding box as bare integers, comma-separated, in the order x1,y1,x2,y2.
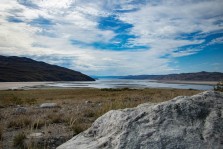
13,132,26,149
0,88,201,148
7,116,32,129
32,119,46,129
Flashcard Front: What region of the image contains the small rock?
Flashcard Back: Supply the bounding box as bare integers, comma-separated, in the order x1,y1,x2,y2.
28,132,43,139
14,107,27,114
85,101,92,104
40,103,58,108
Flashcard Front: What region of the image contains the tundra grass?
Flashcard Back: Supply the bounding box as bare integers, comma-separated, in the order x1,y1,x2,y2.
0,88,201,149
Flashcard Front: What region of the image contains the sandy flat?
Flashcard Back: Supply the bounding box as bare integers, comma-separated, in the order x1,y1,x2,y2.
0,82,51,90
157,80,218,85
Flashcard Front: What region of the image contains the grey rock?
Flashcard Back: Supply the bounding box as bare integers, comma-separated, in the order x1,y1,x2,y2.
57,91,223,149
28,132,43,139
85,101,92,104
14,107,27,114
26,133,69,149
40,103,58,108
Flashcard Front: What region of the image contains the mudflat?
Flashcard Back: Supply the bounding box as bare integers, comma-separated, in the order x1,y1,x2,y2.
0,82,51,90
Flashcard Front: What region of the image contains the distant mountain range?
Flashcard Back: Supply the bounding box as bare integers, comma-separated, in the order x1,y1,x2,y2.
0,56,95,82
92,76,124,79
120,71,223,81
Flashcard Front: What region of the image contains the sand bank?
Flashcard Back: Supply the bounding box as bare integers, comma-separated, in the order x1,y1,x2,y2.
0,82,51,90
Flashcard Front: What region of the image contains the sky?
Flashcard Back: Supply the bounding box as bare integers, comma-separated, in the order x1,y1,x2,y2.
0,0,223,76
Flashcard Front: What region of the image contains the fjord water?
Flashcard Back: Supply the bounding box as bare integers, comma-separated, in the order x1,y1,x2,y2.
46,79,213,90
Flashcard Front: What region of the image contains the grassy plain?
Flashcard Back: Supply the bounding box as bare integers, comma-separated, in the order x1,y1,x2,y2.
0,88,201,149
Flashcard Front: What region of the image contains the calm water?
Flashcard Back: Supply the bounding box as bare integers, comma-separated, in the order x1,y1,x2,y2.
43,79,213,90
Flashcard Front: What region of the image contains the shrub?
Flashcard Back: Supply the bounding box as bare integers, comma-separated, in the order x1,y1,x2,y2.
24,98,37,105
11,95,23,105
7,117,31,129
71,124,89,135
83,109,95,118
13,132,26,149
47,113,65,124
33,119,45,129
214,81,223,92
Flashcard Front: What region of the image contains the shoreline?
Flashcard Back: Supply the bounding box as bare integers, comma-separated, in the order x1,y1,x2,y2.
0,80,217,90
0,82,52,90
156,80,218,85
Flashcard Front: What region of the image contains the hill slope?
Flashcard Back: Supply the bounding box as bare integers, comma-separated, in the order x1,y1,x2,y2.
0,56,95,82
121,71,223,81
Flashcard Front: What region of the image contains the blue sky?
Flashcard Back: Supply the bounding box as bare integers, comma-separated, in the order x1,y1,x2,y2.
0,0,223,75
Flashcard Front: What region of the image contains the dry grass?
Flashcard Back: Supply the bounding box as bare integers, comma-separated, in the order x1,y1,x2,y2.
0,88,201,149
66,117,91,135
47,113,65,124
71,123,90,135
7,116,32,129
32,119,46,129
0,88,200,106
13,132,26,149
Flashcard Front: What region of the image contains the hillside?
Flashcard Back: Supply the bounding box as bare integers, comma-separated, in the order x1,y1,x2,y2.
0,56,95,82
121,71,223,81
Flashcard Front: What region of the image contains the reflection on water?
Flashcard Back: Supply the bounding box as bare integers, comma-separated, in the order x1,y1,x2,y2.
45,79,213,90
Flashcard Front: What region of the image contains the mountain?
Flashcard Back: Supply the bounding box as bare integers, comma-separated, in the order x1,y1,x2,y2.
121,71,223,81
91,76,124,79
0,56,95,82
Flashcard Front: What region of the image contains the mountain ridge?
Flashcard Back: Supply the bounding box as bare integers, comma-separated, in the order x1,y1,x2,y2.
0,55,95,82
120,71,223,81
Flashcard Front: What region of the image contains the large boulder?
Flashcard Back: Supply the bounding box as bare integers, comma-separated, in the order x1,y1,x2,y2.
57,91,223,149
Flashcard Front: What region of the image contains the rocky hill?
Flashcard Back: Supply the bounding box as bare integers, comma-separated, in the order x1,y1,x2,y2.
121,71,223,81
57,91,223,149
0,56,95,82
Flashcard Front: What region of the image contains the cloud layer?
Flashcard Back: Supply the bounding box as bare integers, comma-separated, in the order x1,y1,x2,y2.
0,0,223,75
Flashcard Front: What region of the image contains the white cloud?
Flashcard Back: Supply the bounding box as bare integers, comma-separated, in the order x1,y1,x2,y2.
119,0,223,56
0,0,222,75
208,36,223,45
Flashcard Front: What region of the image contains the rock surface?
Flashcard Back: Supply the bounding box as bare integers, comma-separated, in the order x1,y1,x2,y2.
14,106,27,114
28,133,43,139
40,103,58,108
26,133,69,149
57,91,223,149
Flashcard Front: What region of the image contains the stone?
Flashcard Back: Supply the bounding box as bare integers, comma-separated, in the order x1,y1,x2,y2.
14,106,27,114
57,91,223,149
40,103,58,108
26,133,69,149
85,101,92,104
28,132,43,139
